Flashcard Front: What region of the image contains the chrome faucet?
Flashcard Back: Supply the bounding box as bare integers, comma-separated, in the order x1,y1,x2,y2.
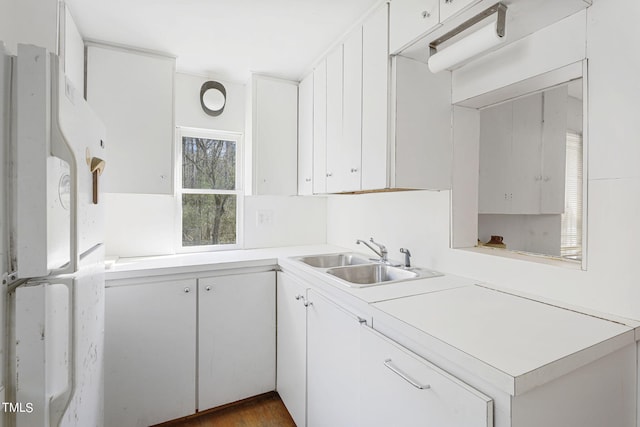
356,238,388,263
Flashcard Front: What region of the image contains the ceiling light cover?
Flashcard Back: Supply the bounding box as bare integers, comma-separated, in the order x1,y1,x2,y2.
200,81,227,116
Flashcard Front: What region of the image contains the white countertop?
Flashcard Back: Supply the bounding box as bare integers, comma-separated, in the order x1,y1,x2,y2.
372,285,636,395
105,244,346,280
105,244,638,397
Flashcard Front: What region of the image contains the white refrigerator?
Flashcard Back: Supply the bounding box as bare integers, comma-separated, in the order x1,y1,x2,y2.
3,43,107,427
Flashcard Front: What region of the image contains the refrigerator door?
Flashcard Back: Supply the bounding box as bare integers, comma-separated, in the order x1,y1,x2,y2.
14,246,105,427
15,44,106,279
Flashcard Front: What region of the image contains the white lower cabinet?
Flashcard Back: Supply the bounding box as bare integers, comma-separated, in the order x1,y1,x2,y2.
198,271,276,411
276,272,362,427
276,271,308,426
105,270,276,426
360,326,493,427
105,278,197,427
306,289,362,427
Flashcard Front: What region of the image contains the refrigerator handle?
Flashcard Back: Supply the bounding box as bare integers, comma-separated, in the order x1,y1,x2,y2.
49,280,75,427
50,54,79,276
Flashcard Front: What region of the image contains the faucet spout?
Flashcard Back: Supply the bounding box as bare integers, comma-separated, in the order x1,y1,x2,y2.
356,237,388,263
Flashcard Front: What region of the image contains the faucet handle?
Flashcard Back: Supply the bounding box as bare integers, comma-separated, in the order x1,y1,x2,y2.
399,248,412,268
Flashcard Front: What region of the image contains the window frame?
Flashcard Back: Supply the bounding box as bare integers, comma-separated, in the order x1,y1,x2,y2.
175,127,244,252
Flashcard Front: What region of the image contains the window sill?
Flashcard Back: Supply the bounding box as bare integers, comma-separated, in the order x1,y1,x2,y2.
457,246,584,270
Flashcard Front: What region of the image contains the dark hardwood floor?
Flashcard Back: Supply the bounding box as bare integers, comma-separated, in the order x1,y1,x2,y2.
154,392,297,427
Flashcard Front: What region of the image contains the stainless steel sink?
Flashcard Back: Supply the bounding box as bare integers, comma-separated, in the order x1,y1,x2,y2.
326,264,441,287
293,252,443,288
297,253,371,268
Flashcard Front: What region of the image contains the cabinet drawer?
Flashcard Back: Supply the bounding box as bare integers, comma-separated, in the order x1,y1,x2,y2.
390,0,439,54
440,0,481,22
360,326,493,427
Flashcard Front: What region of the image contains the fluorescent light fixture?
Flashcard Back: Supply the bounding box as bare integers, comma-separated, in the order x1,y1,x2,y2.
428,2,507,73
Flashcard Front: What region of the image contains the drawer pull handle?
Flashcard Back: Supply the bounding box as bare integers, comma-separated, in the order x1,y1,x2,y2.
384,359,430,390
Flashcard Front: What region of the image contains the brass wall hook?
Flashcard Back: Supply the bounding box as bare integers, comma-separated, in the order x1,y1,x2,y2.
89,157,106,204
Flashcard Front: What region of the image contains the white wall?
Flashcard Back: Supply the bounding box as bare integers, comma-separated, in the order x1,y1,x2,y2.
175,72,245,132
244,196,326,249
327,191,450,268
104,70,327,258
327,0,640,322
104,193,327,257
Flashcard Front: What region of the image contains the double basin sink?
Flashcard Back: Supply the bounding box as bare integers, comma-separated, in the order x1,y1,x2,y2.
295,253,442,288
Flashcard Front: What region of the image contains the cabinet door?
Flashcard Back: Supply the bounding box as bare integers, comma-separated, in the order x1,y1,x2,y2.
478,100,512,214
198,271,276,410
389,0,440,54
105,279,196,427
325,45,343,193
276,272,308,427
313,61,328,194
360,326,493,427
361,3,390,191
298,74,314,195
540,85,568,214
393,55,452,190
253,77,298,195
340,27,363,192
86,45,174,194
440,0,481,22
511,93,543,214
307,289,361,427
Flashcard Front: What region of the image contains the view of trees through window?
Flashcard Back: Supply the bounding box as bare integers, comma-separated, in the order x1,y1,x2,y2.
181,136,238,246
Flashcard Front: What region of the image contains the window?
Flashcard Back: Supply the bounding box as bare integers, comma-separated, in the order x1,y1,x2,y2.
560,131,583,259
177,128,243,250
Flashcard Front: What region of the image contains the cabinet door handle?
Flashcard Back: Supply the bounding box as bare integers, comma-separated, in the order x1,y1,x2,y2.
384,359,430,390
350,168,359,173
295,294,312,307
205,286,212,292
326,172,333,177
421,10,431,18
184,287,191,293
305,178,312,182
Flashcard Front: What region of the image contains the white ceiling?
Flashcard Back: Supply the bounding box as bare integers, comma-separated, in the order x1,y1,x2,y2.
65,0,381,83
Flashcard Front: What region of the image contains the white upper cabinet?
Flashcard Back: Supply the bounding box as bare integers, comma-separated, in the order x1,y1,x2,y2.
86,44,175,194
302,2,452,193
439,0,481,22
325,45,344,193
59,4,84,94
298,73,314,195
392,55,452,190
249,75,298,196
339,26,364,192
361,3,391,191
312,61,328,194
389,0,440,54
479,86,567,214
